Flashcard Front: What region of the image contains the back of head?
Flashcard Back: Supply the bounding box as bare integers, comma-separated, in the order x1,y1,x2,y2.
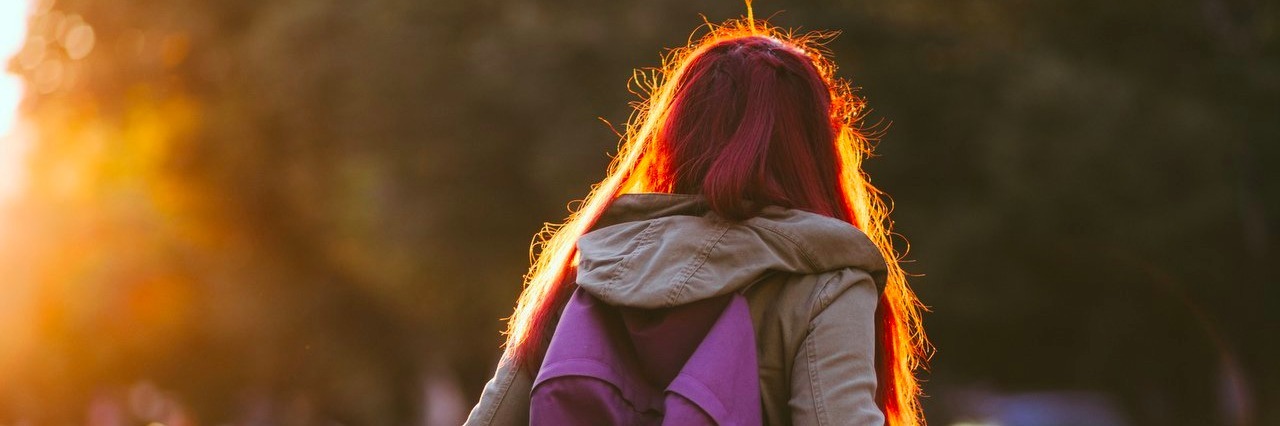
640,35,849,221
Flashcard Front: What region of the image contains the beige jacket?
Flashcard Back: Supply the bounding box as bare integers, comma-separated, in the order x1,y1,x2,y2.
465,193,887,425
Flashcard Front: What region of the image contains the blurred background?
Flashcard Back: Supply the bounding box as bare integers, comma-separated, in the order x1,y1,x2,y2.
0,0,1276,425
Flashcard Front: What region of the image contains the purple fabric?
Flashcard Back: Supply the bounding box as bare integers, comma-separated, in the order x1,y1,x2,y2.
531,288,762,425
619,295,732,387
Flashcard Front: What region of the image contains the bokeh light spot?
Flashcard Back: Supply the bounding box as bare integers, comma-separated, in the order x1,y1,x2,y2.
62,22,94,60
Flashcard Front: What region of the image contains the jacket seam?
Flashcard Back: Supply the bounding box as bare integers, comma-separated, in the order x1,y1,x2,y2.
812,271,843,318
749,220,822,271
805,272,845,425
603,221,660,299
479,358,520,425
805,324,830,425
665,221,732,306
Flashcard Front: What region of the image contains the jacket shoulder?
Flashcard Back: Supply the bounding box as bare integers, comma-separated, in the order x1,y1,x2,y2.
744,267,882,425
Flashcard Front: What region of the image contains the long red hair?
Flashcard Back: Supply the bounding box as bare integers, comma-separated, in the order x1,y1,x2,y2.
502,16,928,425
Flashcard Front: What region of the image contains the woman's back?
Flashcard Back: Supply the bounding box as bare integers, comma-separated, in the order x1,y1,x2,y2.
466,193,886,425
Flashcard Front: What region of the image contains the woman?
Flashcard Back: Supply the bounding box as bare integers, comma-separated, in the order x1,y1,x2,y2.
465,15,927,426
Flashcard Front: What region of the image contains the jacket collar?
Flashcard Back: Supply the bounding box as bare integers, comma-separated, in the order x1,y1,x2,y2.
575,193,886,308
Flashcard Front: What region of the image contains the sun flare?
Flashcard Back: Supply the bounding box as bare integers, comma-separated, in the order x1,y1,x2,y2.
0,0,32,202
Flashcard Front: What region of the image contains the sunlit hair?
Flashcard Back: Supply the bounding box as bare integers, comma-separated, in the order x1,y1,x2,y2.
502,16,928,425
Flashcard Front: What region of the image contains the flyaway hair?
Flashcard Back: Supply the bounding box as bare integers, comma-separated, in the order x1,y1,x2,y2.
501,15,929,426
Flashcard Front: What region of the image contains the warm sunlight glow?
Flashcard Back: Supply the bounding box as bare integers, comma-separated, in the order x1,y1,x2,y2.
0,0,32,202
504,9,927,426
0,82,17,137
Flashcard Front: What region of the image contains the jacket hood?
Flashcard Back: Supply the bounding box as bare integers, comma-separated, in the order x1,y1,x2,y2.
575,193,887,309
